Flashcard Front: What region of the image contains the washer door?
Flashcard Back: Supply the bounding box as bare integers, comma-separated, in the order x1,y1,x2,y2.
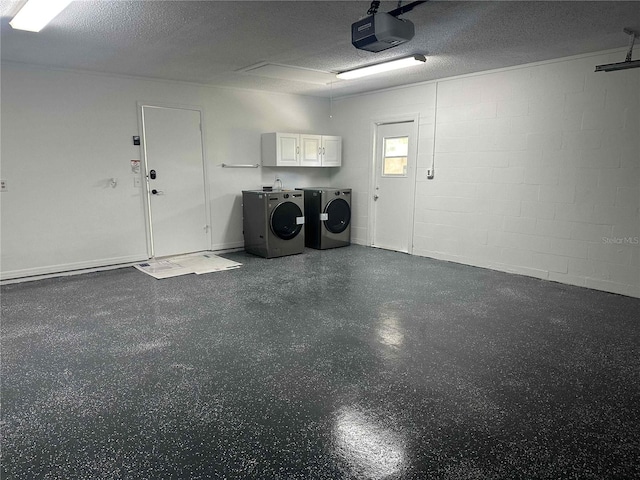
324,198,351,234
271,201,303,240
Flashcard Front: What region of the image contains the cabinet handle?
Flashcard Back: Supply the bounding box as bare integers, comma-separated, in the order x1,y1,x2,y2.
296,146,300,155
322,147,325,155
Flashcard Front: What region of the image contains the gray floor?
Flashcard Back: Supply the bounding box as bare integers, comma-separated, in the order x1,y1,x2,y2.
1,245,639,479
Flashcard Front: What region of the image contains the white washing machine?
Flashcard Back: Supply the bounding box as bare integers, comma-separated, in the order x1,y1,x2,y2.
298,188,351,249
242,190,305,258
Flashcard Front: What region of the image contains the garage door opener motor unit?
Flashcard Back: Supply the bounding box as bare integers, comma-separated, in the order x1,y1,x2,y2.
351,1,426,52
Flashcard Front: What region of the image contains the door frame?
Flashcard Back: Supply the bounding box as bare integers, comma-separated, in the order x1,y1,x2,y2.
136,101,212,258
368,113,420,254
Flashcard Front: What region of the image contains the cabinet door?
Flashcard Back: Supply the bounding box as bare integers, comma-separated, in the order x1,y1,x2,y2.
277,133,300,166
321,136,342,166
300,134,322,167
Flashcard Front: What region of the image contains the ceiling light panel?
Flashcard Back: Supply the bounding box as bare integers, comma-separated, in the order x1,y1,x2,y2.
10,0,73,32
336,55,427,80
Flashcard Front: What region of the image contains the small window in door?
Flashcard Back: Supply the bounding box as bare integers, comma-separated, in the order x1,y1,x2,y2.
382,136,408,177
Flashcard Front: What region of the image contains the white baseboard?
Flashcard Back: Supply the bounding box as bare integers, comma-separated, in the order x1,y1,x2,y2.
0,245,247,284
411,248,639,299
211,241,244,252
0,254,148,284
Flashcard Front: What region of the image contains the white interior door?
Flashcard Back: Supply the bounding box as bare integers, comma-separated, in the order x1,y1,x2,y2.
372,121,416,253
141,105,209,258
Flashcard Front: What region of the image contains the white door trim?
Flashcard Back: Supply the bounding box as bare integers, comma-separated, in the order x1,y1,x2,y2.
368,113,420,254
136,101,211,258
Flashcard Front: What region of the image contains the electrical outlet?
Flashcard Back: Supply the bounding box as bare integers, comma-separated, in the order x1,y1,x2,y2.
0,179,7,192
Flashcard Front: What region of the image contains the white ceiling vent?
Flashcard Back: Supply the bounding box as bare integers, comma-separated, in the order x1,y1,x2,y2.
238,63,337,85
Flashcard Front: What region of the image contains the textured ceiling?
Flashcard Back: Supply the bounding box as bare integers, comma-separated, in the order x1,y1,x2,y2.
1,1,639,98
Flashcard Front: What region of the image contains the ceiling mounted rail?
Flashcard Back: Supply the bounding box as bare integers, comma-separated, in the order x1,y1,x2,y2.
388,1,428,18
595,28,640,72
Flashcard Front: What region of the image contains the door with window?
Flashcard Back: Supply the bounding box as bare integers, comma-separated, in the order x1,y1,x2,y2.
141,105,210,258
372,121,416,253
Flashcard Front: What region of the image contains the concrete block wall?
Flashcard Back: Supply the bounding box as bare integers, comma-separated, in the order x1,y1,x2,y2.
333,50,639,298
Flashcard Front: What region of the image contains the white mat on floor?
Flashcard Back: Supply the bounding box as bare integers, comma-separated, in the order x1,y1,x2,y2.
134,253,242,279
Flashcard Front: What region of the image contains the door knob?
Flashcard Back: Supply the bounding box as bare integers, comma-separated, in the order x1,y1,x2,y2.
149,170,157,179
373,194,379,200
151,189,164,195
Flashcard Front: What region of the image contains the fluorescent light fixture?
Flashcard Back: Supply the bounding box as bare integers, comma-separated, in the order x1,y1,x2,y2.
10,0,73,32
336,54,426,80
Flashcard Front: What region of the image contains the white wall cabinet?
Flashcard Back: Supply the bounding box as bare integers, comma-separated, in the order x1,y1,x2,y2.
300,134,322,167
262,132,341,167
320,135,342,167
266,132,300,167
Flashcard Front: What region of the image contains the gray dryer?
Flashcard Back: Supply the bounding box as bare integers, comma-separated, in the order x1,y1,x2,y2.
299,188,351,249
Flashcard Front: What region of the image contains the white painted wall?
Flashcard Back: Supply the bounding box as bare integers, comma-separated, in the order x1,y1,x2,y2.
0,63,334,279
332,50,639,298
3,51,638,298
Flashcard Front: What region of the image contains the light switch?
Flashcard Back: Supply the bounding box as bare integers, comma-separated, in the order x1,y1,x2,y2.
133,176,141,188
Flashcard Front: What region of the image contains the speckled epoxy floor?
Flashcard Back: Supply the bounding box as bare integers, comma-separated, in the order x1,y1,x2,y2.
2,245,639,479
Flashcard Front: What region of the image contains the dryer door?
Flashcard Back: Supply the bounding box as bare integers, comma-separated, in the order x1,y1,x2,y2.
324,198,351,234
271,202,304,240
